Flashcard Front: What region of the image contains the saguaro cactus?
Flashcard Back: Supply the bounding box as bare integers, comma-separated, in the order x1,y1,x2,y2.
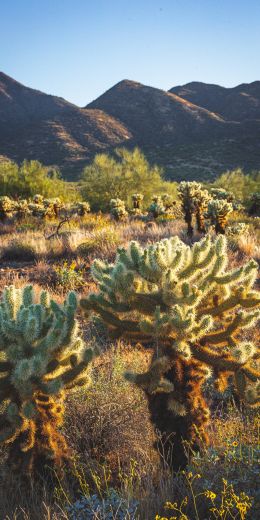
207,199,233,234
81,236,260,470
0,285,93,477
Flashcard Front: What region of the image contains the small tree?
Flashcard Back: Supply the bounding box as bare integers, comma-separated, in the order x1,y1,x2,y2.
81,236,260,471
0,285,93,477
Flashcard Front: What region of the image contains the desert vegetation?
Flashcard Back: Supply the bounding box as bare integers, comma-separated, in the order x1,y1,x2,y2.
0,151,259,519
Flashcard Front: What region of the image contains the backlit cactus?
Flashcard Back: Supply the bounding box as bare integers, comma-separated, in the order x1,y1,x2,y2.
131,193,144,215
76,201,91,217
81,235,260,470
14,199,30,220
148,196,166,219
193,188,212,234
0,285,93,476
0,196,14,220
110,198,128,221
207,199,233,234
178,181,203,236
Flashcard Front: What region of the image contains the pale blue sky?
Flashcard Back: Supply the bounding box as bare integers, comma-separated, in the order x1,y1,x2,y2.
1,0,260,106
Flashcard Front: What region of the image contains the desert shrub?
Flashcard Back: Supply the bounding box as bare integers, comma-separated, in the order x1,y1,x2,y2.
54,260,84,290
82,235,260,471
77,228,121,258
80,148,168,211
0,160,74,201
67,489,138,519
248,192,260,216
0,240,37,262
210,169,260,204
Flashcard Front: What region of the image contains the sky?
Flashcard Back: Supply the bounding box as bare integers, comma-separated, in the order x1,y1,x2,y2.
1,0,260,106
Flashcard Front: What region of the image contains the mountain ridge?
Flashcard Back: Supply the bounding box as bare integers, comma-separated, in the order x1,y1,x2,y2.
0,72,259,180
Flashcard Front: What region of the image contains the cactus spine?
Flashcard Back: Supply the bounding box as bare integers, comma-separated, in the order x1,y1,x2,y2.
82,235,260,470
0,285,93,477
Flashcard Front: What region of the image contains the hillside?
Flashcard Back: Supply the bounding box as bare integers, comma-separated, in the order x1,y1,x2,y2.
169,81,260,122
0,72,260,180
0,72,132,178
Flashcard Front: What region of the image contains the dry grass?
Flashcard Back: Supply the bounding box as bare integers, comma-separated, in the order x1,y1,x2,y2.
0,211,259,519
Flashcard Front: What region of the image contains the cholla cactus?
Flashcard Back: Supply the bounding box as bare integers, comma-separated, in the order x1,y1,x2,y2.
210,188,234,202
193,189,212,234
132,193,144,212
77,201,91,217
33,194,44,205
248,192,260,217
0,196,14,220
211,188,243,212
110,198,128,221
81,235,260,470
148,196,166,219
14,199,30,220
178,181,202,236
207,199,233,234
0,285,93,476
226,222,250,237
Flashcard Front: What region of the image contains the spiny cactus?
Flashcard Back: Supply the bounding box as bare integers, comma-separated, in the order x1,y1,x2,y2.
14,199,30,220
33,194,44,205
81,235,260,470
110,198,128,221
76,201,91,217
148,196,166,219
210,188,234,202
207,199,233,234
132,193,144,214
0,285,93,477
178,181,205,236
193,188,212,234
0,196,14,221
226,222,250,238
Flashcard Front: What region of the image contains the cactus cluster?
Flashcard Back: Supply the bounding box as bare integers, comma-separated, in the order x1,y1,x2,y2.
82,235,260,469
0,285,93,476
0,194,91,222
110,198,128,221
207,199,233,234
178,182,238,235
178,181,211,236
0,196,15,220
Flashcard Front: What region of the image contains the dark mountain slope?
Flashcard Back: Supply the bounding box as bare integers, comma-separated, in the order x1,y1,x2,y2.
0,72,132,178
169,81,260,121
